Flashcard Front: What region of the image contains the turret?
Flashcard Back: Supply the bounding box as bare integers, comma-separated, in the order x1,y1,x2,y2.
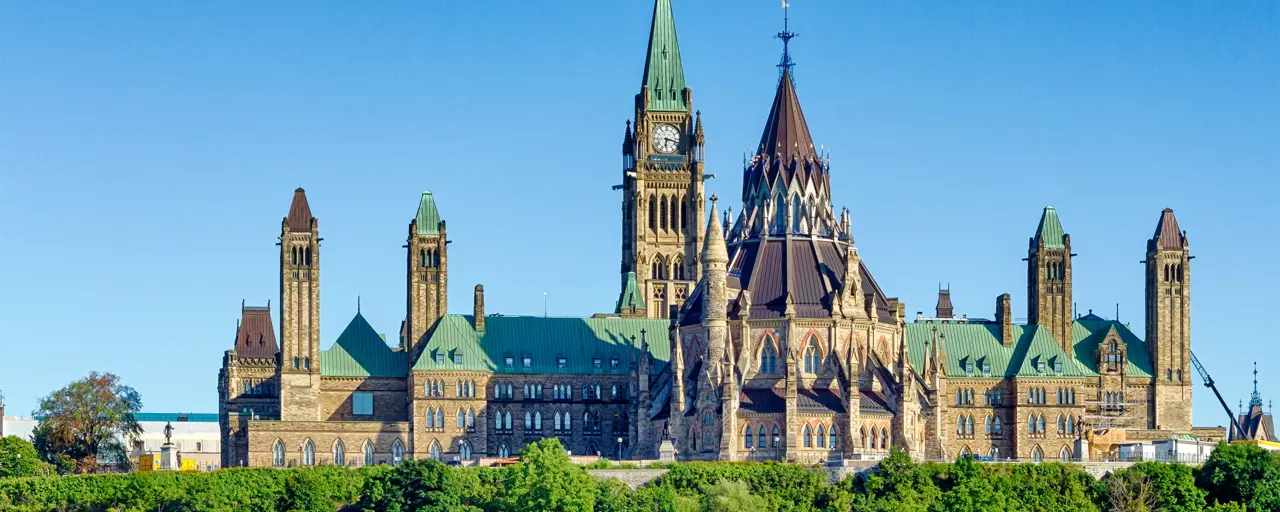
1026,206,1074,353
1145,208,1192,430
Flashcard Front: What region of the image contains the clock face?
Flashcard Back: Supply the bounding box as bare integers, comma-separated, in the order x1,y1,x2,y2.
651,124,680,154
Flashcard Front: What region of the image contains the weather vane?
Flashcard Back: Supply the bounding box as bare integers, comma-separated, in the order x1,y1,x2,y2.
776,1,798,77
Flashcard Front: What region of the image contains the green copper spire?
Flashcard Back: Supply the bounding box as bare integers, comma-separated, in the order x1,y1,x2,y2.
615,271,643,314
414,191,442,235
640,0,687,112
1034,206,1066,248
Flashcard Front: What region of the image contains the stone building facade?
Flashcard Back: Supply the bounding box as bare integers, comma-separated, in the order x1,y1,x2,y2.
219,0,1207,468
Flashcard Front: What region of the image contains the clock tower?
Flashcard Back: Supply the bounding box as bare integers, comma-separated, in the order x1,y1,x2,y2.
617,0,706,319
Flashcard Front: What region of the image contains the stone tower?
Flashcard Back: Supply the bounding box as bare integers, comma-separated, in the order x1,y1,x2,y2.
619,0,706,319
1145,208,1192,430
406,191,447,355
1026,206,1074,352
279,188,321,421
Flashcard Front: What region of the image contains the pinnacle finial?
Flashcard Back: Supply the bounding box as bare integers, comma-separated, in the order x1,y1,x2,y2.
776,1,798,78
1251,361,1263,408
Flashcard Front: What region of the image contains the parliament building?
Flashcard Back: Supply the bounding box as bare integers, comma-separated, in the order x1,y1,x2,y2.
219,0,1216,468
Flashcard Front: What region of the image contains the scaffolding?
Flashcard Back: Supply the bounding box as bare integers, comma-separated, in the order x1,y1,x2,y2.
1080,396,1147,430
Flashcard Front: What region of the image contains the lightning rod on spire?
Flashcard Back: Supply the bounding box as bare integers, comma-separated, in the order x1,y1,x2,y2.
776,1,798,80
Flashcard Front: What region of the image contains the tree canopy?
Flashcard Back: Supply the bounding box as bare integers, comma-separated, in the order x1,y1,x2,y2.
31,371,142,474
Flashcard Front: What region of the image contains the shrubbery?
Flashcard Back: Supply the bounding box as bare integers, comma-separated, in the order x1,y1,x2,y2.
2,439,1277,511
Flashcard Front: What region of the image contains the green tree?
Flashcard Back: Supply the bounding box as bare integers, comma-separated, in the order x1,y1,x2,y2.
857,449,942,511
277,469,334,512
1196,442,1280,511
0,436,47,478
702,479,766,512
356,459,479,512
939,456,1008,512
499,438,598,512
1107,462,1204,512
31,371,142,474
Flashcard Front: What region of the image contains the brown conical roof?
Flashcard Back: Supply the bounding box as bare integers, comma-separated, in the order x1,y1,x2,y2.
756,68,816,162
1152,208,1184,250
286,188,313,231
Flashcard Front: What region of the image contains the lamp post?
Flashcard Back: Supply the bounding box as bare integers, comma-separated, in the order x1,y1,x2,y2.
616,437,624,460
773,436,780,458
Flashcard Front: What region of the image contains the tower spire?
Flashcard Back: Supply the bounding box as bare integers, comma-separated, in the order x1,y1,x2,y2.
1251,361,1263,407
640,0,687,111
776,1,798,79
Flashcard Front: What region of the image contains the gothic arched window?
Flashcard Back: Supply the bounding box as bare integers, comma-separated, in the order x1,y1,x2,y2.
804,338,821,373
1031,446,1043,462
392,440,404,465
460,440,472,460
362,440,374,466
829,426,838,449
817,425,826,448
429,440,441,461
803,425,812,447
772,425,781,447
993,417,1002,435
302,439,315,466
504,411,512,430
761,342,778,374
498,443,509,458
880,427,888,449
744,424,753,449
758,425,766,448
419,249,427,268
333,440,345,467
272,439,285,467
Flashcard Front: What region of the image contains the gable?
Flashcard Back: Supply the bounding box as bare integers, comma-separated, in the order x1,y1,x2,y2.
321,313,407,378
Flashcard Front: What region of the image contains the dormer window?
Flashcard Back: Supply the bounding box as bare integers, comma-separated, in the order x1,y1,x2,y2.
504,356,514,368
610,358,620,370
965,359,975,374
1036,359,1046,373
453,352,463,365
435,352,445,365
557,357,567,369
522,356,532,369
1052,360,1063,373
593,358,603,370
982,361,991,374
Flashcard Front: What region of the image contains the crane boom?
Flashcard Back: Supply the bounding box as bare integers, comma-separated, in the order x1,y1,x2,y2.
1190,350,1246,440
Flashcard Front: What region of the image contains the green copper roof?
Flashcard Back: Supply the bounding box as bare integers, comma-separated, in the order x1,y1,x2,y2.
1034,206,1066,248
615,272,643,314
412,315,670,375
640,0,688,111
905,319,1151,379
414,191,442,235
1071,319,1153,378
321,312,407,378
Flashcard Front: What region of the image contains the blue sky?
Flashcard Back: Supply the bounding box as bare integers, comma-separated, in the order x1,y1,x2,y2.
1,1,1276,429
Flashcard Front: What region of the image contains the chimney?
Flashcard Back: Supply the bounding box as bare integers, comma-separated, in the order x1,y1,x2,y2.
996,294,1013,347
473,285,485,332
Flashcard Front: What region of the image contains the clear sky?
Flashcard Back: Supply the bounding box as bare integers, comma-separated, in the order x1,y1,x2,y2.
1,1,1276,429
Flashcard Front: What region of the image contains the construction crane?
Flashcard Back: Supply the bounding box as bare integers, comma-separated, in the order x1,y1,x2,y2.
1190,350,1246,440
